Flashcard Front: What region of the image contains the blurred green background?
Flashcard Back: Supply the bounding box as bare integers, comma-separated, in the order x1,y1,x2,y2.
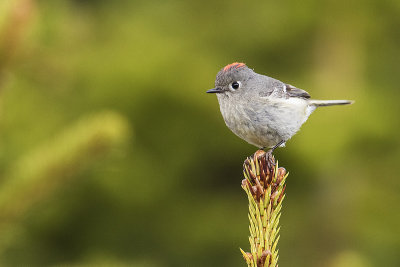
0,0,399,266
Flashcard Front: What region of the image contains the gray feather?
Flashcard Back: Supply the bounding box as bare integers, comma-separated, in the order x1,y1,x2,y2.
285,84,311,99
308,100,354,106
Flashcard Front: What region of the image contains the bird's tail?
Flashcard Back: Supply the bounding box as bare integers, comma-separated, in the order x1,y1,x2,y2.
308,100,354,107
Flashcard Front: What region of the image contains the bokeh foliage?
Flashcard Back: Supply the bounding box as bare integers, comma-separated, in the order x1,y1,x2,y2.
0,0,399,266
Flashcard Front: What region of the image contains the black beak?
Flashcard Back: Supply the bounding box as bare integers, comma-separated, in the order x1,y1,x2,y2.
206,87,223,94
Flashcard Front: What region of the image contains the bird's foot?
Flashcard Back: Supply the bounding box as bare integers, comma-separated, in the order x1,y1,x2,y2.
264,149,275,167
260,140,285,166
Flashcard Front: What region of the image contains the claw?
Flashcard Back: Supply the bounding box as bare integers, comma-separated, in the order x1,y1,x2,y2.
264,149,275,167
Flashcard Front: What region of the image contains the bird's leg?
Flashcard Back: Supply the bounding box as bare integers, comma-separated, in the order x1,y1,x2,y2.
270,140,285,152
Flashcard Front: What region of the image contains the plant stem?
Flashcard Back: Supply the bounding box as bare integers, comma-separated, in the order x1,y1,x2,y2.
240,150,288,267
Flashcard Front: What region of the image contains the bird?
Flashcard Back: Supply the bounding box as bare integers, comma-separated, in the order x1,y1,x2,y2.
206,62,353,152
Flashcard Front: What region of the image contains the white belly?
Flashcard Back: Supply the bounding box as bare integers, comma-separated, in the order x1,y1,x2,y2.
218,96,313,148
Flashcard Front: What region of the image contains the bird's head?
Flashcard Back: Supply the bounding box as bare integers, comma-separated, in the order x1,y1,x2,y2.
207,62,255,95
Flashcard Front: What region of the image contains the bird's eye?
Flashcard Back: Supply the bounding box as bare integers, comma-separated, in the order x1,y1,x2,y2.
230,81,241,90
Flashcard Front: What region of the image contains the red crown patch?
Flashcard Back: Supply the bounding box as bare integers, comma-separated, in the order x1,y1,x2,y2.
223,62,246,72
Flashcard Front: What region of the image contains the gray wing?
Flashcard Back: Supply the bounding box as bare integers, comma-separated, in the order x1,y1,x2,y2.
256,75,311,99
285,83,311,99
257,76,287,98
